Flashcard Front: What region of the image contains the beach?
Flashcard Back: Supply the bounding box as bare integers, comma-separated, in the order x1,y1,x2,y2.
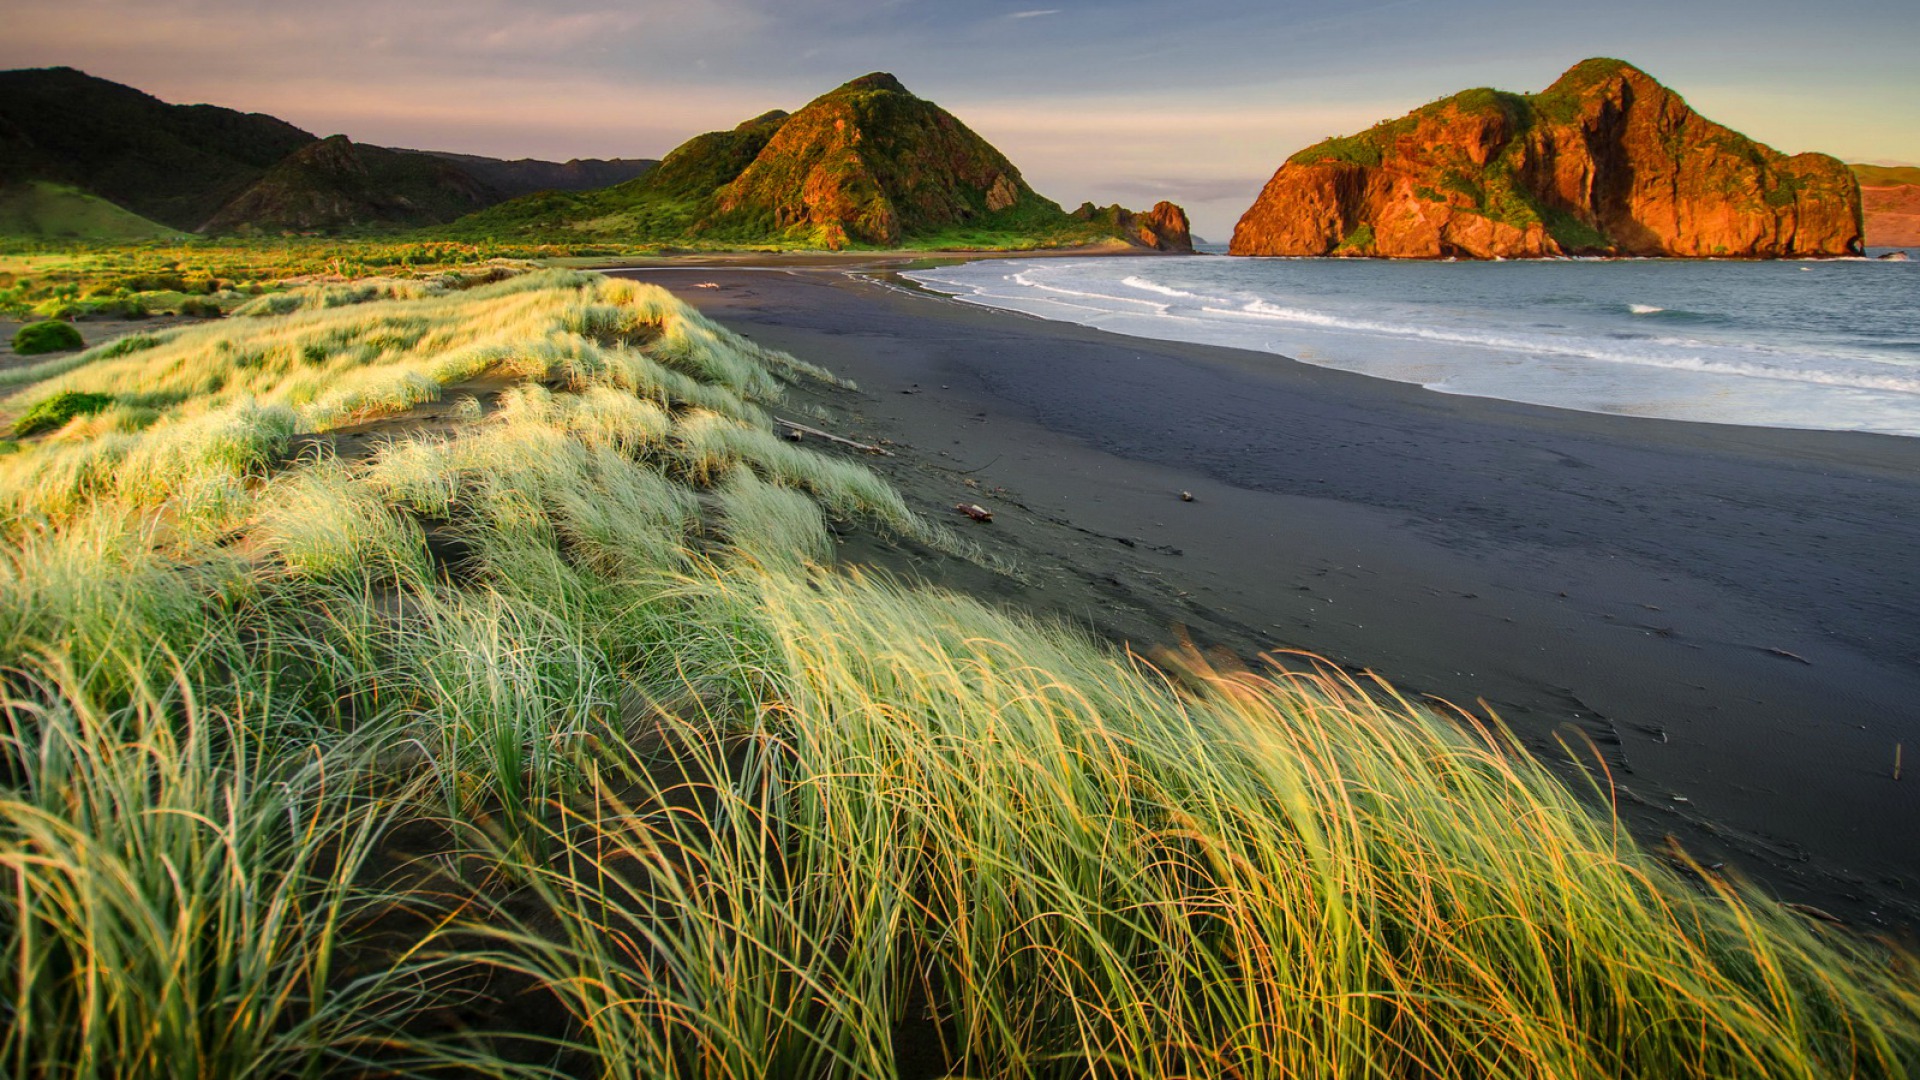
613,259,1920,932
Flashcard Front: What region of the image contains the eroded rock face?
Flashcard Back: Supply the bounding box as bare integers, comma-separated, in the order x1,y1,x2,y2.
1133,201,1195,252
1231,59,1863,259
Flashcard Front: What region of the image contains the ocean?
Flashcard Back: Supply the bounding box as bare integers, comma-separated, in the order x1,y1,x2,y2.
904,250,1920,438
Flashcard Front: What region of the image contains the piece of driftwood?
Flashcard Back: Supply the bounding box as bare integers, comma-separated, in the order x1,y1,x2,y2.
774,418,893,456
955,503,993,523
1782,902,1844,925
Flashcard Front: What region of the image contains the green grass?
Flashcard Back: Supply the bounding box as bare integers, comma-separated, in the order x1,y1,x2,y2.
0,271,1915,1078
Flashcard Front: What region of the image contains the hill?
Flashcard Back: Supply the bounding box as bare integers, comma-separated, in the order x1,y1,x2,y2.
201,135,496,234
0,179,182,240
0,66,315,230
448,74,1192,251
1851,164,1920,248
1232,59,1861,259
0,67,663,235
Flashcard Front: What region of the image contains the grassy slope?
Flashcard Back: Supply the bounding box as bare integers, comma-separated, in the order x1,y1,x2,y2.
0,272,1916,1077
0,181,183,241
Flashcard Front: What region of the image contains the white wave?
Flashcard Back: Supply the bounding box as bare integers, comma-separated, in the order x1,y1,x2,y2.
1009,270,1165,310
1204,303,1920,398
1121,275,1224,303
1629,304,1665,315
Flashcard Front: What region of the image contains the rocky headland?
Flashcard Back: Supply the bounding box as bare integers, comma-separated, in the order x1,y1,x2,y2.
1231,59,1862,259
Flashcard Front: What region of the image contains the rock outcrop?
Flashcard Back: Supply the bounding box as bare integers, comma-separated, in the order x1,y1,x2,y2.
1071,200,1195,252
1232,59,1863,259
1852,165,1920,248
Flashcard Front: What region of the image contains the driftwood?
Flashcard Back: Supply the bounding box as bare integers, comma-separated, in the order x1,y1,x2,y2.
1782,902,1844,925
774,417,893,456
955,503,993,523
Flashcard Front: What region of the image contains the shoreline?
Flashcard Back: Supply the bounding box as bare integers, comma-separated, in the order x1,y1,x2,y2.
610,260,1920,933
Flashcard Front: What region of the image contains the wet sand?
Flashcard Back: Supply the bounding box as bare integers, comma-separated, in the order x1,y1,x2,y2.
609,262,1920,933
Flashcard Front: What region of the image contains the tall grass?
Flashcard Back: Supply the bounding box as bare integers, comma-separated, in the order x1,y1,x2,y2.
0,655,451,1078
475,568,1920,1078
0,271,1913,1078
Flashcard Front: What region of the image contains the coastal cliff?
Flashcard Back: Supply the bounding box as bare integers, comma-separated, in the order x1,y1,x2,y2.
1231,59,1862,259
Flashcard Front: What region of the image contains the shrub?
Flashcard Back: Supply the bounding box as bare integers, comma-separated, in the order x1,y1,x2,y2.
12,390,117,437
13,319,84,355
179,297,224,318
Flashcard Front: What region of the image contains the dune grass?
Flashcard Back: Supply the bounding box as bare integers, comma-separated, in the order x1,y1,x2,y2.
0,271,1914,1078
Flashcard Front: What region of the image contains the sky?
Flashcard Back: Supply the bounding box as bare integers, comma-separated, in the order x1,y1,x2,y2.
5,0,1917,239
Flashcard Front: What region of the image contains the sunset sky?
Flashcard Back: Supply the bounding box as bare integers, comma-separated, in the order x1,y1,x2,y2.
5,0,1916,238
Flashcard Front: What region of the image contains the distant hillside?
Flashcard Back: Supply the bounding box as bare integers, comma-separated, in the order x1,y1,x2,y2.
448,74,1190,251
399,150,657,199
0,66,664,235
0,180,182,240
1233,59,1861,259
0,66,315,229
202,135,495,234
1851,164,1920,248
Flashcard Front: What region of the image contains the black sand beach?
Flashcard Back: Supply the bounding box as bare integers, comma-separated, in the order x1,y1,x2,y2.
610,261,1920,932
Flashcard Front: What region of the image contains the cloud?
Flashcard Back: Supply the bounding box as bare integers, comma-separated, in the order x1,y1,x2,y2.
1007,9,1061,17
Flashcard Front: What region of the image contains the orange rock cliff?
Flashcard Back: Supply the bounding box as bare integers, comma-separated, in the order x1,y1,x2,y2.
1231,59,1862,259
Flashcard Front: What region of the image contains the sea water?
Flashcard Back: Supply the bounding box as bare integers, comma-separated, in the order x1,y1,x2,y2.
904,250,1920,437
